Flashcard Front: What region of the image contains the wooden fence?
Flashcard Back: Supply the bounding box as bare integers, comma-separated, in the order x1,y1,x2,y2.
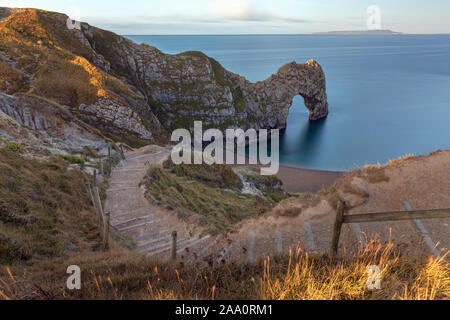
330,199,450,258
85,142,126,251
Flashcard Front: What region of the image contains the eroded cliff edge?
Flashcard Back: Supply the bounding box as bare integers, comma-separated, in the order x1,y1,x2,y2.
0,8,328,153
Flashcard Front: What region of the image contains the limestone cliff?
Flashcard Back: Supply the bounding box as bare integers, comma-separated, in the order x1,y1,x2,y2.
80,29,329,131
0,8,328,149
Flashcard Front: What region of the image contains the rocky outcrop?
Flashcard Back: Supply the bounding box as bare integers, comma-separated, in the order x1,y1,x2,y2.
237,60,328,128
0,92,108,154
78,99,153,139
0,8,329,143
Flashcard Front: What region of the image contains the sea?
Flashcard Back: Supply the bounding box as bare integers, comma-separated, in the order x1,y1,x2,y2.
125,34,450,171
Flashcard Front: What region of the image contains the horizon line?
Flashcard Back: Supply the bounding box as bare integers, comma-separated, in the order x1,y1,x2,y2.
122,33,450,36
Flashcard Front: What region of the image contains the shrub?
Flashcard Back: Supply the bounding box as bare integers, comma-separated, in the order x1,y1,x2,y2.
5,141,24,153
56,154,86,165
163,156,242,190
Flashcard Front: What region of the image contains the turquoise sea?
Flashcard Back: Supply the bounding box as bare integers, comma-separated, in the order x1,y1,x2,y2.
125,35,450,171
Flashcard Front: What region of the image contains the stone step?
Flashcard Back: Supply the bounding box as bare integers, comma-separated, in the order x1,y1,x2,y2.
127,152,163,161
111,214,153,228
137,235,171,249
179,236,211,252
118,220,157,232
147,236,211,258
110,208,150,220
196,239,217,257
109,181,137,186
107,187,140,193
141,238,193,255
134,229,169,241
112,168,148,172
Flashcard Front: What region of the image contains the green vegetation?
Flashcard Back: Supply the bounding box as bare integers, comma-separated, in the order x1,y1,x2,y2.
163,158,242,189
142,161,270,235
0,138,24,154
141,159,288,234
56,154,86,165
177,51,208,60
5,141,24,154
232,86,245,113
208,57,228,87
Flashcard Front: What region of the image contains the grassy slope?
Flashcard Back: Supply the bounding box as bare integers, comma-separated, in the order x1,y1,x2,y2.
0,148,102,265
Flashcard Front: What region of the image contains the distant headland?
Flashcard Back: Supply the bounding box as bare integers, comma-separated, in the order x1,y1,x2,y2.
313,29,402,35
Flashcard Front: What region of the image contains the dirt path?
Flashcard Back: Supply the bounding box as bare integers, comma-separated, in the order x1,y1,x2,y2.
105,146,449,267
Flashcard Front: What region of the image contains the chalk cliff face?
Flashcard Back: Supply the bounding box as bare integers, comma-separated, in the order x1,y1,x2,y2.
0,8,329,153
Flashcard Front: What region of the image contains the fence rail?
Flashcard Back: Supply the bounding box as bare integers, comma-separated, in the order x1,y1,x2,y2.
85,142,125,251
343,209,450,223
330,199,450,258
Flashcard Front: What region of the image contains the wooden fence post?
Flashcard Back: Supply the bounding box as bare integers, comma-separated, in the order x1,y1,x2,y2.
99,159,104,176
120,144,125,160
93,169,97,187
93,186,104,221
275,231,283,254
85,183,97,209
107,144,112,174
171,231,177,261
248,232,256,264
330,199,346,259
103,211,110,250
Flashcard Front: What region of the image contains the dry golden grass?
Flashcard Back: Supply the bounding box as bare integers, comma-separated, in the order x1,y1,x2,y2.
1,9,50,43
1,9,93,59
32,54,100,107
261,241,449,300
0,239,448,300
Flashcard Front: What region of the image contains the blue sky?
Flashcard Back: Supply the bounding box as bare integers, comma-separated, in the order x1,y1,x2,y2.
1,0,449,34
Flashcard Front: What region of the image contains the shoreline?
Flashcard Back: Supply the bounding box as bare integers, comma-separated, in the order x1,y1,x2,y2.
221,146,345,194
227,147,344,194
232,161,344,194
276,164,343,194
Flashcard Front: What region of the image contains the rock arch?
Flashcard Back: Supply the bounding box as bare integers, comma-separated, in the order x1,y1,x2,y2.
238,60,329,130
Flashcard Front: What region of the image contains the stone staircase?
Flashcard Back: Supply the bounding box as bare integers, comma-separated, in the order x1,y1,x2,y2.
104,145,214,263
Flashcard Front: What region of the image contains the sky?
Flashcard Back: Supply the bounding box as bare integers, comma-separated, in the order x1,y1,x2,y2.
1,0,449,34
